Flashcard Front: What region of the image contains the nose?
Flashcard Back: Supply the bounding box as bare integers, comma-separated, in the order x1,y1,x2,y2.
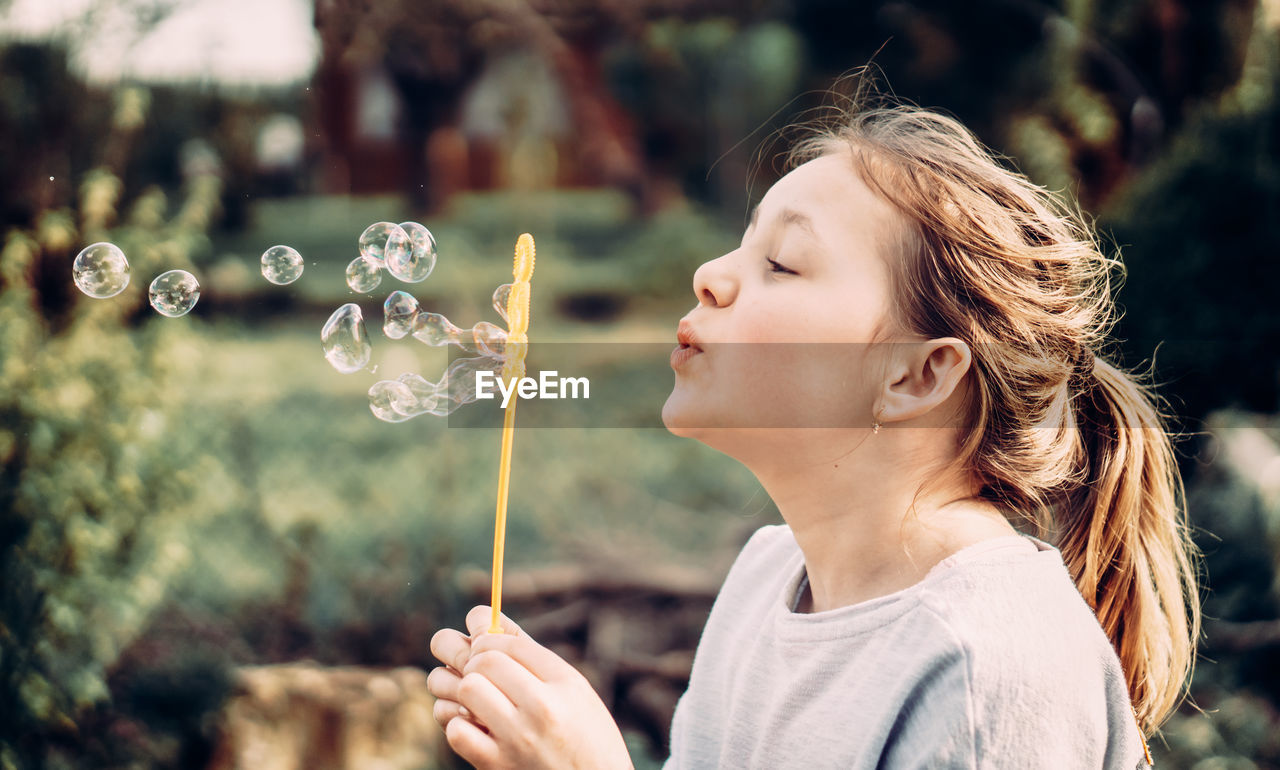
691,251,737,308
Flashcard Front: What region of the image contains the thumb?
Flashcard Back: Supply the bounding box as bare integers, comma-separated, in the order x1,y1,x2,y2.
465,605,525,638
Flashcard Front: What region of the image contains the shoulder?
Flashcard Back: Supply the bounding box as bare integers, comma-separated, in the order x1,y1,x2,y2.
701,524,798,626
739,522,797,554
911,539,1146,764
918,538,1121,682
721,523,800,580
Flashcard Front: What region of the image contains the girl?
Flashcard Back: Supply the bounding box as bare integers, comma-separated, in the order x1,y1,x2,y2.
425,93,1201,768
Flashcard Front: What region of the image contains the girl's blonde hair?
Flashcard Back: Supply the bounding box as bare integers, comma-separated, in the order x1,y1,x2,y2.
783,88,1200,733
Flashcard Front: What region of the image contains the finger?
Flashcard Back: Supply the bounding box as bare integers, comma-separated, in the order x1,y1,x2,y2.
433,697,462,729
435,699,488,732
463,649,547,711
466,605,524,638
457,671,518,735
433,698,486,730
469,631,575,683
430,627,472,673
426,666,463,702
445,716,501,768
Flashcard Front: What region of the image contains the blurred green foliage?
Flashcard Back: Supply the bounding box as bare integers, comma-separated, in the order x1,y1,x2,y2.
605,19,806,209
1102,23,1280,425
0,185,221,770
0,78,233,766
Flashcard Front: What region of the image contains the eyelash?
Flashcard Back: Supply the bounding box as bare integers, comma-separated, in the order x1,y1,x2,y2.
767,258,797,275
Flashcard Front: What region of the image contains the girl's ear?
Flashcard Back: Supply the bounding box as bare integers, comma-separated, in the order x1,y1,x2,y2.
878,338,972,428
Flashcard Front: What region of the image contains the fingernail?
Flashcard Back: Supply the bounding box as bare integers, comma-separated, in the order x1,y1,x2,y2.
458,705,471,719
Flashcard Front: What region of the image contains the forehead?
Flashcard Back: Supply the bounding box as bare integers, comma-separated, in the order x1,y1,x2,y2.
754,153,906,264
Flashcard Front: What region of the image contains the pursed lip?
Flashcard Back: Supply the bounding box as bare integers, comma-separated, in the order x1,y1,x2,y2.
672,319,704,370
676,320,703,351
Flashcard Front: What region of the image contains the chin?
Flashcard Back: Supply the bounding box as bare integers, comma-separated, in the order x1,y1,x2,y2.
661,392,701,438
661,388,734,439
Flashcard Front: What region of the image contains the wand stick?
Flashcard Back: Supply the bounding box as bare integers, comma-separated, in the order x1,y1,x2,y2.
489,233,535,634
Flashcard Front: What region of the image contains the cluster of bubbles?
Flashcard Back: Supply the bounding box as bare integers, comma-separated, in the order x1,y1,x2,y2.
365,288,516,421
72,242,202,318
258,218,437,292
316,221,440,378
306,220,516,422
382,288,510,355
75,219,507,425
367,357,506,422
345,221,438,293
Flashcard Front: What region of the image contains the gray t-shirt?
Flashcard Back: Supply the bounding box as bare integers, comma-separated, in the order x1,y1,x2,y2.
663,524,1152,769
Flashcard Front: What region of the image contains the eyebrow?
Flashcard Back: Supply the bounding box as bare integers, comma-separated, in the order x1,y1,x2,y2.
747,205,819,241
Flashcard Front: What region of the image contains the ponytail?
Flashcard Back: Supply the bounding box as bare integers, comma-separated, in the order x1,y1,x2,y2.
1060,356,1201,732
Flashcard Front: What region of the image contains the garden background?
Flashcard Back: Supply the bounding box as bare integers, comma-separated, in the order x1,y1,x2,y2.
2,0,1280,767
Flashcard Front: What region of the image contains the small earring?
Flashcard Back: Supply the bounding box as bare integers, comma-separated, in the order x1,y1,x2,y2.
872,413,882,434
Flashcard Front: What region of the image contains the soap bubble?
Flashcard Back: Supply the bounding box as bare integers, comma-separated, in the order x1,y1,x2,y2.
369,374,436,422
362,239,523,422
473,321,507,357
322,303,372,373
73,242,131,298
386,221,437,283
403,309,509,358
392,372,443,417
442,355,504,405
261,245,304,285
411,311,462,347
148,270,201,317
368,380,415,422
365,352,506,423
383,291,420,339
358,222,410,268
492,283,513,324
345,255,382,293
396,372,439,409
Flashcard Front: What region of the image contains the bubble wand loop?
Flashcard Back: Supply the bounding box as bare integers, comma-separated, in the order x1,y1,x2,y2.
489,233,535,634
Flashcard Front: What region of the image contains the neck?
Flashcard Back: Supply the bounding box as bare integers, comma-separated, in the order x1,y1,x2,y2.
744,427,1018,613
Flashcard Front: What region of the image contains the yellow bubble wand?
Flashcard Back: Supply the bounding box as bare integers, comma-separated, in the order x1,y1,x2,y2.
489,233,535,634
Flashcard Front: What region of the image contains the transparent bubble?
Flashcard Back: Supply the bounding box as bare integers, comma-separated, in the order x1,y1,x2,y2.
396,372,439,409
322,303,372,373
411,311,461,347
261,244,304,285
368,380,414,423
383,291,420,340
403,308,511,359
442,355,504,405
386,221,438,283
492,283,513,325
358,222,411,268
73,242,131,298
346,255,383,293
368,372,448,422
365,354,505,421
473,321,507,357
148,269,201,317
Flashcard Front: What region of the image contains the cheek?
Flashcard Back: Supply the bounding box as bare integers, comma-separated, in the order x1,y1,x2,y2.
732,297,799,342
712,347,867,427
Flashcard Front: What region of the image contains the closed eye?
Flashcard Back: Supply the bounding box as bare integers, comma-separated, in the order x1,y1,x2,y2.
767,258,797,275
